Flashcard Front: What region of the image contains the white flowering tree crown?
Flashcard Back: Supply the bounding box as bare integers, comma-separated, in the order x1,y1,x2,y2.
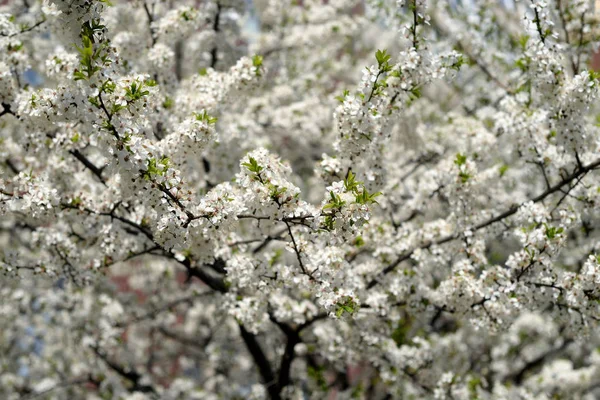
3,0,600,399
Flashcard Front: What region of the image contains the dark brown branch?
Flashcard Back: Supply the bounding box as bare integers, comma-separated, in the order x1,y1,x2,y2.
277,329,300,392
4,158,20,174
181,256,228,292
368,157,600,288
0,102,15,117
142,1,157,46
575,10,586,74
410,0,419,49
556,0,578,74
532,5,546,45
1,19,45,38
61,203,229,292
239,325,280,400
508,339,573,384
69,149,107,186
210,2,221,69
267,316,300,393
284,221,308,276
158,327,212,351
92,347,157,394
117,295,200,327
268,311,329,396
61,203,155,242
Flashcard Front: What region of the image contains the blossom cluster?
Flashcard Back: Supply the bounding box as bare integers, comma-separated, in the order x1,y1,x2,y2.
3,0,600,399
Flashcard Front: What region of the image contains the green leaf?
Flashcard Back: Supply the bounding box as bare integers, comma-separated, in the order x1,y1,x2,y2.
459,171,471,183
335,89,350,103
323,191,346,210
409,86,421,99
268,184,287,201
195,110,218,124
73,71,87,81
252,55,263,68
74,21,111,80
181,10,192,21
143,156,171,179
101,79,116,94
163,97,173,109
343,170,362,193
590,70,600,82
544,224,564,240
111,103,126,114
242,156,263,175
355,188,381,205
307,365,328,391
334,296,358,318
468,376,482,395
449,54,466,71
518,34,530,51
354,236,364,247
70,196,83,207
252,55,263,76
375,49,391,68
454,153,467,167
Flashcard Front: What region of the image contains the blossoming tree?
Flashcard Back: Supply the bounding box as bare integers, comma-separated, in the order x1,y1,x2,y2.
2,0,600,398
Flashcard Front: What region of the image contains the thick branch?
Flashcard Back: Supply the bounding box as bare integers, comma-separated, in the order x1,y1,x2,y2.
210,2,222,69
239,325,280,400
0,102,15,117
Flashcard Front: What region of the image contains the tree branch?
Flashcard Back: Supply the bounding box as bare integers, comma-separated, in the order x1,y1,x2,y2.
69,149,107,186
239,325,280,400
210,2,221,69
368,157,600,288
